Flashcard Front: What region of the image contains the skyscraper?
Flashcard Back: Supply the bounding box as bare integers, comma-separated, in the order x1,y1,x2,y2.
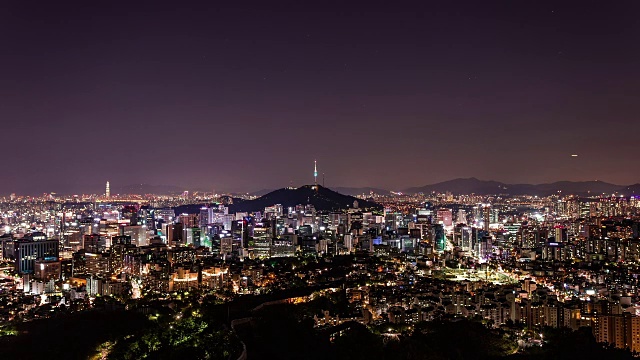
106,181,110,198
3,233,59,274
456,209,467,225
83,234,107,253
433,224,445,252
436,208,453,227
483,204,491,232
199,207,210,227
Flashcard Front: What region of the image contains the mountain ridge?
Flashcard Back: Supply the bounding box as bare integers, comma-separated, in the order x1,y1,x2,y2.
403,178,632,196
331,187,392,196
229,185,381,213
102,179,640,197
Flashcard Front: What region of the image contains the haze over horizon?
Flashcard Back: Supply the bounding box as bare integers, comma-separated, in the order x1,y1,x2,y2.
5,175,640,196
2,1,640,194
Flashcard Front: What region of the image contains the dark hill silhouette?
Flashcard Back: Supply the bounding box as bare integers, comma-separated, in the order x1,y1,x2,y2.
249,188,273,197
405,178,625,196
533,180,621,195
229,185,381,212
619,183,640,195
404,178,509,195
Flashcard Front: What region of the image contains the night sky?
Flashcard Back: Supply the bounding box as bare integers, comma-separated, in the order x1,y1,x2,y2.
2,1,640,194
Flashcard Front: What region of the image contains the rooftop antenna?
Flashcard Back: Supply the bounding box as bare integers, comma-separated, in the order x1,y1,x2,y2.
323,173,325,187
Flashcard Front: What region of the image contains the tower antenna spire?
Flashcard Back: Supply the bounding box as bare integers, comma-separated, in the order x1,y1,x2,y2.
314,160,318,185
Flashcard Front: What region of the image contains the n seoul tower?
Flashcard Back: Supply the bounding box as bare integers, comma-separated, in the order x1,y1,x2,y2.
314,160,318,185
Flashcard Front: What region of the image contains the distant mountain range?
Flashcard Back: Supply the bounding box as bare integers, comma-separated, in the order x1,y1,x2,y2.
230,185,381,213
619,183,640,195
112,184,218,195
331,187,393,196
170,179,640,216
111,179,640,198
112,184,186,195
403,178,640,196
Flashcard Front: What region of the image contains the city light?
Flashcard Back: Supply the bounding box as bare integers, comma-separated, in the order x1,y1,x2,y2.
0,2,637,358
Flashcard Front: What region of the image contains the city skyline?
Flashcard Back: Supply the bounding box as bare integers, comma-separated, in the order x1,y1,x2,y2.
3,2,640,358
3,161,640,359
4,175,640,197
2,1,640,194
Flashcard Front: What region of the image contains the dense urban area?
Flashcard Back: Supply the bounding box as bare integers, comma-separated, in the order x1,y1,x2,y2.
4,0,640,358
1,178,640,359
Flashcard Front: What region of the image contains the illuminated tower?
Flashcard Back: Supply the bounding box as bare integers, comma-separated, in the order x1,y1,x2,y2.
106,181,110,198
314,160,318,185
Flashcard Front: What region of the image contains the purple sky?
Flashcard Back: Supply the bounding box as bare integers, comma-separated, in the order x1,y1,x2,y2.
2,1,640,194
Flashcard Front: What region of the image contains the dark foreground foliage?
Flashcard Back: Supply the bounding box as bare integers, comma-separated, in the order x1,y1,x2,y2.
2,296,635,360
241,303,635,360
244,303,516,360
107,316,242,360
511,327,635,360
0,310,151,360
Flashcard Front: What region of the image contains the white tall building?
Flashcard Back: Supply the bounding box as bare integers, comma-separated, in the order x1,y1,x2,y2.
105,181,110,198
456,209,467,225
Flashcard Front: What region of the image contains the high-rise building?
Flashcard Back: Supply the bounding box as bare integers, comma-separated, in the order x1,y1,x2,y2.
83,234,107,253
592,313,640,351
628,315,640,354
163,223,174,243
121,205,139,225
154,208,175,224
252,222,272,258
432,224,445,252
110,235,136,275
172,222,184,244
436,208,453,227
184,227,202,247
3,234,59,274
344,234,353,252
85,253,111,277
454,225,473,252
220,235,233,256
456,209,467,225
199,207,209,227
34,259,61,281
178,213,198,228
106,181,110,198
482,204,491,232
123,225,148,247
476,235,493,260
